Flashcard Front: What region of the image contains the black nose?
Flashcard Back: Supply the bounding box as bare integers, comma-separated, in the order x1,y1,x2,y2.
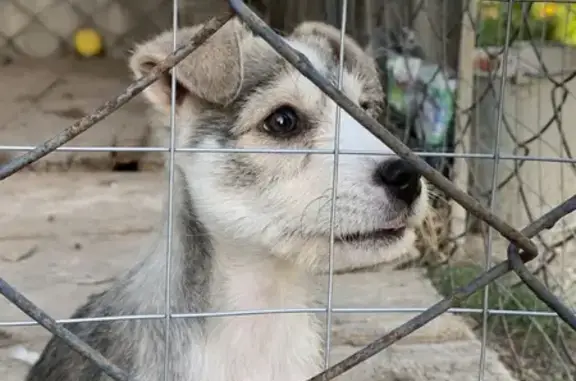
374,159,422,205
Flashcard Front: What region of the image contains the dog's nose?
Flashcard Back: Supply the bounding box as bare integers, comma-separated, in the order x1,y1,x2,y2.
374,159,422,205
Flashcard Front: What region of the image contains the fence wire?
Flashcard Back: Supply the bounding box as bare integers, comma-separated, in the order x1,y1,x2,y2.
1,0,576,381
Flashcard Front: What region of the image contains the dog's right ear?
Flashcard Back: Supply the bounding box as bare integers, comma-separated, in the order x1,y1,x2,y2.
129,19,247,112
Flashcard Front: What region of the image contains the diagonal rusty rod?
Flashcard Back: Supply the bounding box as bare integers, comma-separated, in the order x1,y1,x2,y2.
0,278,129,381
0,13,233,381
508,194,576,330
224,1,576,380
306,193,576,381
227,0,537,261
0,13,233,181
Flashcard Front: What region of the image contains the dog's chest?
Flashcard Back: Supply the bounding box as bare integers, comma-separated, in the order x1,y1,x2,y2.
201,312,322,381
198,250,323,381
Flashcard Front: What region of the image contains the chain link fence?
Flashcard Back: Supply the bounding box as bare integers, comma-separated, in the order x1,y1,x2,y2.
0,0,237,59
1,0,576,381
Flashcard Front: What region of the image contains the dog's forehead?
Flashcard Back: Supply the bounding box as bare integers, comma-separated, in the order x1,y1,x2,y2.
239,32,366,91
285,39,331,74
283,38,362,95
242,35,364,100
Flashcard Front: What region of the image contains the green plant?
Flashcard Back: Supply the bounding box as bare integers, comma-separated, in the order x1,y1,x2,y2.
430,264,557,332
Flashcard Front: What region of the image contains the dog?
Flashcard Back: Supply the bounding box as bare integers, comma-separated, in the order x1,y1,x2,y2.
25,17,429,381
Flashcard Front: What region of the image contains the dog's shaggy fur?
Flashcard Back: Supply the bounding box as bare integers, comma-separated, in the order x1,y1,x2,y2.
26,18,429,381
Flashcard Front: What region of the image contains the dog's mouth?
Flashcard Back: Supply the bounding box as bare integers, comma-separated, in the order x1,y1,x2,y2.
336,227,406,243
335,219,407,243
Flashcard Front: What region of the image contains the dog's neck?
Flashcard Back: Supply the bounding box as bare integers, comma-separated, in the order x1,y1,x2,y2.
126,171,324,381
202,240,323,381
208,239,315,311
168,228,324,381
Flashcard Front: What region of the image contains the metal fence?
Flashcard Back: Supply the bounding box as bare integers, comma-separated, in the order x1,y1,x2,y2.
1,0,576,380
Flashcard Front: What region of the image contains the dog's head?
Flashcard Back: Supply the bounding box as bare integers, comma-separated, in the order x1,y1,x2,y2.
129,18,429,272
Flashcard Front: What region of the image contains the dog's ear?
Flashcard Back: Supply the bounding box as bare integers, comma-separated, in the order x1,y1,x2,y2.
290,21,383,113
290,21,377,75
129,18,247,111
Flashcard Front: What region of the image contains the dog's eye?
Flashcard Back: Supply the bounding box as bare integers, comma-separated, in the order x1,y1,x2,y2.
263,106,300,137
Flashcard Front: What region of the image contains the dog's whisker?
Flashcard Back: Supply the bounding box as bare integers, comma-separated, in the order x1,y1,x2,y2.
298,189,334,238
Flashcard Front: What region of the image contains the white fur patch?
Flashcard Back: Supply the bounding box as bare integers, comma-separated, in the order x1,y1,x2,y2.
285,40,327,74
201,244,323,381
286,37,395,158
337,110,395,156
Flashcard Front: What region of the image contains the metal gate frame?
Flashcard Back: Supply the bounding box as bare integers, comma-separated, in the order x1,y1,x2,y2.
1,1,576,381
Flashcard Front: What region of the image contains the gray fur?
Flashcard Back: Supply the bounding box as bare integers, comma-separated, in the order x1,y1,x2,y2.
26,167,212,381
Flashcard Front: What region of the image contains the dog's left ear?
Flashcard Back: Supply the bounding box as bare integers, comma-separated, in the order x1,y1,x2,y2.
129,18,248,112
290,21,378,76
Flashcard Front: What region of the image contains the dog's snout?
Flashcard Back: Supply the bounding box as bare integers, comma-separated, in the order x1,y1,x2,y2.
374,159,422,205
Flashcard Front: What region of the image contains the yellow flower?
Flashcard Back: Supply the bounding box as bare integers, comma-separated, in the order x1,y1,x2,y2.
533,2,558,18
542,3,558,17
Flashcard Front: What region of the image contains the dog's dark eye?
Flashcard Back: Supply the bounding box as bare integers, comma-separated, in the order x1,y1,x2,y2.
263,106,299,137
360,101,371,111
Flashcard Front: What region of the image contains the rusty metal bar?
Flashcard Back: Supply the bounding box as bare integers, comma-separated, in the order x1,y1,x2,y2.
224,1,576,380
0,13,233,381
227,0,537,268
0,13,233,181
304,193,576,381
507,194,576,330
1,4,575,381
0,278,130,381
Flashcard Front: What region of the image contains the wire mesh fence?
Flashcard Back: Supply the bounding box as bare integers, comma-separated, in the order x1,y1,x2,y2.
1,0,576,381
0,0,231,59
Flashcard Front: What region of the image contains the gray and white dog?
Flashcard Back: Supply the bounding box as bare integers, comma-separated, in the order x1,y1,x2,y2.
26,18,429,381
